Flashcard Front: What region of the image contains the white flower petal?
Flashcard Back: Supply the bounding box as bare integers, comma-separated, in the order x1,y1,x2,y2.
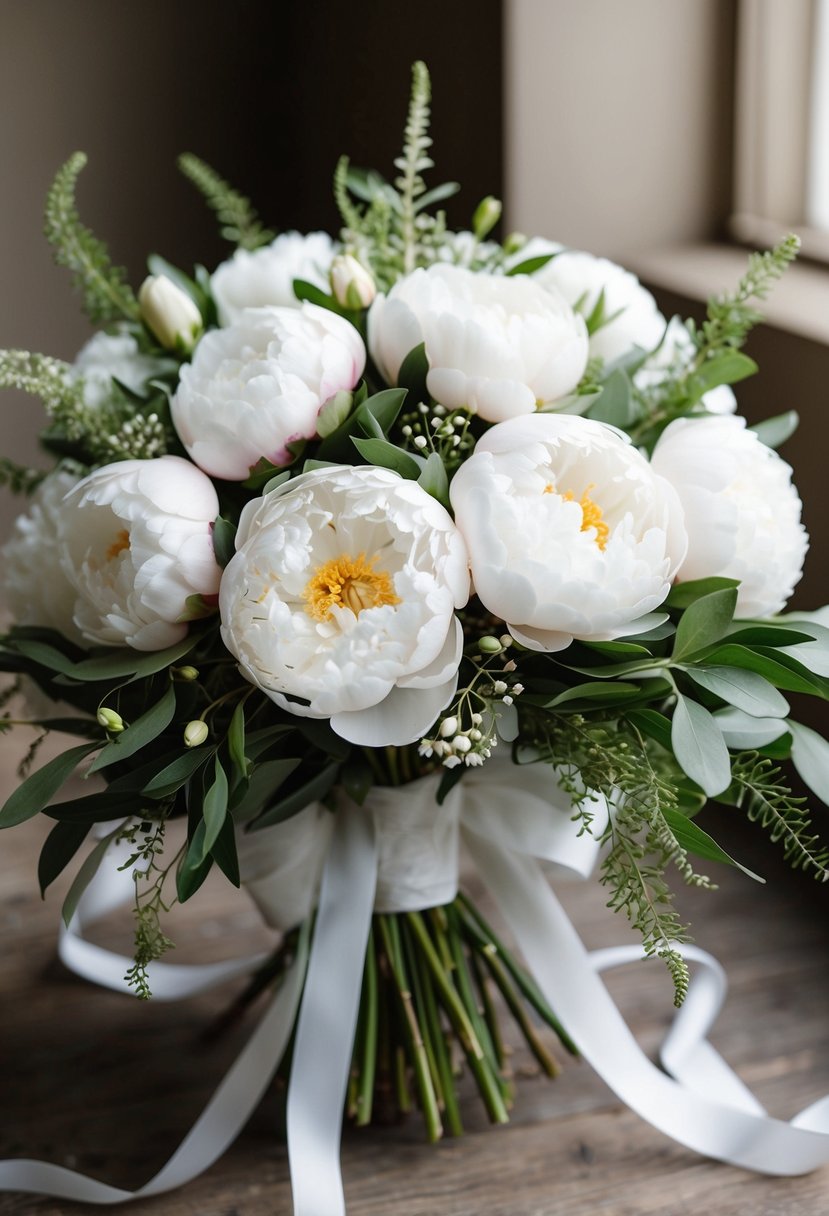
211,231,336,326
331,671,460,747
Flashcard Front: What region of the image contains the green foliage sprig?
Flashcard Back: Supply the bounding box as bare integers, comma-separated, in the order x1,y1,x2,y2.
731,753,829,880
44,153,139,324
177,153,275,250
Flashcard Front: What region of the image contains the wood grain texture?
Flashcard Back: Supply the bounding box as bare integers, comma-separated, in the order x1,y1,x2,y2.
1,732,828,1216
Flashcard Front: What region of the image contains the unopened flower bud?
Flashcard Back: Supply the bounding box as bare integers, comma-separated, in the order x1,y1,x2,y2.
503,231,527,255
330,254,377,310
439,716,458,738
139,274,203,353
479,635,502,654
492,680,508,695
452,735,472,753
184,720,209,748
173,665,199,682
316,390,354,438
472,195,502,240
97,707,125,733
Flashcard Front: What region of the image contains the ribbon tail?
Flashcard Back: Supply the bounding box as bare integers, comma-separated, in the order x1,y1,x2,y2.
287,800,378,1216
0,928,309,1203
467,831,829,1176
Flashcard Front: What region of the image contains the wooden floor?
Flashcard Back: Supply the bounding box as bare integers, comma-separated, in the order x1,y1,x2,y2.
2,735,829,1216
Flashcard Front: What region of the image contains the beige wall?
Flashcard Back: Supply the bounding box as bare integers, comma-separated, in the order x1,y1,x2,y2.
504,0,735,256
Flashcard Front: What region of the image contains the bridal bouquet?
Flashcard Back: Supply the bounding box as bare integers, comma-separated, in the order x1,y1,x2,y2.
2,62,829,1207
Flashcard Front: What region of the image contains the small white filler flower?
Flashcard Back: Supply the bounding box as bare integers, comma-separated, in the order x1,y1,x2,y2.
57,456,222,650
219,465,470,746
171,304,366,480
651,414,808,617
450,413,687,651
211,231,336,326
368,263,588,421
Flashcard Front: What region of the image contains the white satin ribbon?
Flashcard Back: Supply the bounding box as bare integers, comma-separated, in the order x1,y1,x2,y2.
3,761,829,1215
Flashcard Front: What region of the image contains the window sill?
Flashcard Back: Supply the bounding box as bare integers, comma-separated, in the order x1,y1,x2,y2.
625,243,829,347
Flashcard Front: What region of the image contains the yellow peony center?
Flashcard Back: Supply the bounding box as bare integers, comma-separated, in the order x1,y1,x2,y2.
304,552,401,621
106,529,131,561
543,482,609,550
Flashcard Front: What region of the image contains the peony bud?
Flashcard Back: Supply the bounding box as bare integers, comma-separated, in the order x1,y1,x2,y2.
478,635,503,654
330,254,377,310
173,665,199,682
184,720,209,748
138,275,203,353
97,707,125,733
472,196,502,240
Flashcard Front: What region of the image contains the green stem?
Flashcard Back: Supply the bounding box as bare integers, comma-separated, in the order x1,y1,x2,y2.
406,911,509,1125
407,918,464,1137
378,915,443,1141
444,905,510,1103
355,926,379,1126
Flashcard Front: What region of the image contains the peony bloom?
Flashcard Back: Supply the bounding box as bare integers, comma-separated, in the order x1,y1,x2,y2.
211,231,336,326
450,414,686,651
219,465,470,746
73,330,170,408
651,415,808,617
1,468,86,644
367,263,588,422
171,304,365,481
57,456,222,651
635,316,737,415
525,240,667,364
138,274,203,352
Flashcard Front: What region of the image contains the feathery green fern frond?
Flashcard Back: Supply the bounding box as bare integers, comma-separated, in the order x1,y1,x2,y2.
395,60,433,273
44,153,139,324
0,349,79,415
732,752,829,880
699,233,801,355
178,154,275,250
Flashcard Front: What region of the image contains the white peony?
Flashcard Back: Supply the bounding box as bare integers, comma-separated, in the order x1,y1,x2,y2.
73,330,170,408
1,469,86,644
450,413,687,651
57,456,222,651
211,231,336,326
650,415,808,617
525,239,667,364
219,465,470,746
367,263,588,422
635,316,737,415
171,304,366,481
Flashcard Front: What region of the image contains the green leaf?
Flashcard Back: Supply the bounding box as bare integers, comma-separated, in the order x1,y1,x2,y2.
627,709,673,752
38,820,90,895
89,684,176,773
397,343,429,400
724,624,814,649
672,588,738,661
198,757,229,862
705,644,829,697
0,741,99,827
692,350,758,394
666,578,740,610
341,754,374,806
351,436,423,478
63,630,208,683
228,701,249,779
586,370,635,428
789,721,829,806
546,681,643,709
364,388,407,434
671,693,732,796
45,791,147,823
292,278,340,310
685,666,789,718
147,254,208,312
141,747,212,799
416,450,450,508
61,827,122,926
251,760,340,830
661,807,764,882
212,516,237,568
749,410,799,450
505,252,557,276
210,813,240,886
177,824,214,902
233,758,302,823
713,707,788,750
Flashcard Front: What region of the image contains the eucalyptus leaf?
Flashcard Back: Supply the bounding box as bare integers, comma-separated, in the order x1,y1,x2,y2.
666,578,740,610
705,644,829,698
546,681,642,709
627,708,673,752
89,683,176,773
416,451,450,507
671,694,732,796
351,436,423,478
211,517,237,570
210,813,240,887
586,370,635,428
198,757,229,861
713,707,788,750
233,758,302,823
177,823,213,902
251,760,340,830
789,720,829,806
61,826,122,926
38,820,90,895
397,343,429,400
505,252,557,276
141,747,212,798
672,589,738,661
66,631,208,683
749,410,799,450
228,701,249,779
685,666,789,718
